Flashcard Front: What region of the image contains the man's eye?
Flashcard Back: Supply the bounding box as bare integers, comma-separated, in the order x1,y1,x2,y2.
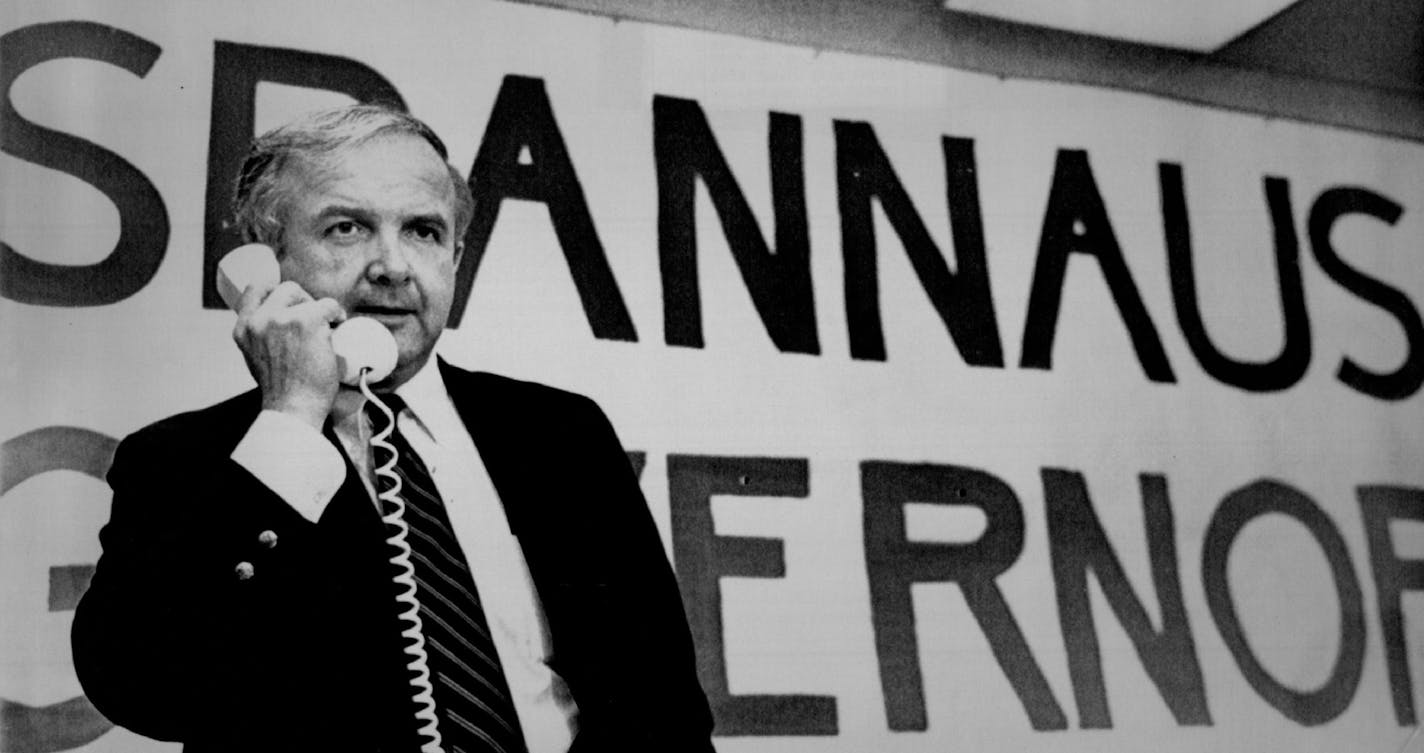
412,225,442,243
327,221,363,238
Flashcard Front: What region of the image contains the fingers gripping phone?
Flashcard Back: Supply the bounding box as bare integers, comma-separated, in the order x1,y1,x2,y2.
216,243,398,385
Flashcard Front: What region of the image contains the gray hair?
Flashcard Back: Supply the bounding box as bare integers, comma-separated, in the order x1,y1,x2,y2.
232,104,475,247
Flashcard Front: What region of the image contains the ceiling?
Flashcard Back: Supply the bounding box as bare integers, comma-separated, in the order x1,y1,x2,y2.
943,0,1304,51
942,0,1423,95
527,0,1424,141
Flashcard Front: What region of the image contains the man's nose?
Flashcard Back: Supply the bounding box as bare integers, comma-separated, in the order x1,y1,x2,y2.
367,230,412,283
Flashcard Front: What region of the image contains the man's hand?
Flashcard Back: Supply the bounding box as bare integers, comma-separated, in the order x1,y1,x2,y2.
232,281,347,431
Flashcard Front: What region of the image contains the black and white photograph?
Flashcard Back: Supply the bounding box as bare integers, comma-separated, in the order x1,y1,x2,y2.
2,1,1422,751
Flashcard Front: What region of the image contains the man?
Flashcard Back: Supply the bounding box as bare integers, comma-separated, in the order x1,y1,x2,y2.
72,105,714,752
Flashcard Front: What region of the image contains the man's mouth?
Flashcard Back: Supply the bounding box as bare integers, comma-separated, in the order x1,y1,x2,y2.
351,305,415,325
353,305,414,317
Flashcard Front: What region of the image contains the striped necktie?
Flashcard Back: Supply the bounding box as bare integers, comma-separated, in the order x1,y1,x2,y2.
366,395,528,753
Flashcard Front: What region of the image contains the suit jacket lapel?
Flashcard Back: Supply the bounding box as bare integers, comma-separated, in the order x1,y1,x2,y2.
439,362,539,537
437,362,590,682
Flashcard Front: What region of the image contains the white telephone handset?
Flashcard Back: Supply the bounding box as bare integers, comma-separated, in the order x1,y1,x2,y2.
216,243,398,385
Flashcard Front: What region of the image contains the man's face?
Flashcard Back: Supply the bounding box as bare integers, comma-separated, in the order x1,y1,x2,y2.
275,133,462,388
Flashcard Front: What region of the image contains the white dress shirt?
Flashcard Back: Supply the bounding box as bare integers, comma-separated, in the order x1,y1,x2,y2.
232,360,578,752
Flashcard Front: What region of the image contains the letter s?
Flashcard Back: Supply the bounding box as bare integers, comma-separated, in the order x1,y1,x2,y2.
1309,187,1423,400
2,21,168,306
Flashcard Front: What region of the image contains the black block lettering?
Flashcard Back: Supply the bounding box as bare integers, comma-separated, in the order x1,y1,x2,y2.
1358,484,1424,724
1309,188,1423,400
1021,150,1174,382
862,461,1065,731
1161,165,1310,391
456,75,635,339
1,426,119,749
667,455,837,735
834,122,1003,365
1201,480,1365,725
654,96,818,353
2,22,168,307
1044,470,1210,727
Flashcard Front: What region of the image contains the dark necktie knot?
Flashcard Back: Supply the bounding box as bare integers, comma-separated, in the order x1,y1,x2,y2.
364,392,406,437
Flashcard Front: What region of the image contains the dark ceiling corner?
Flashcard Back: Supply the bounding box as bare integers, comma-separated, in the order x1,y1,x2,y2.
1211,0,1424,95
512,0,1424,142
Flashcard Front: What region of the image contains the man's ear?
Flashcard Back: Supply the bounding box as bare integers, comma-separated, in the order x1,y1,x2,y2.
262,228,286,258
453,240,465,267
270,239,289,277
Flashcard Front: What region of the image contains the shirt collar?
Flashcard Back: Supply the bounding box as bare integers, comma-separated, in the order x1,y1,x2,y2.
391,356,447,432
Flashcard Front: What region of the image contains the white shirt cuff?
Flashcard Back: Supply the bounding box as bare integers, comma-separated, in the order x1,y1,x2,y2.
232,409,346,523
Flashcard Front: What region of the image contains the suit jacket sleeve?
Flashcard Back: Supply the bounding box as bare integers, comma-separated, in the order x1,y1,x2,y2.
71,406,295,740
69,396,412,750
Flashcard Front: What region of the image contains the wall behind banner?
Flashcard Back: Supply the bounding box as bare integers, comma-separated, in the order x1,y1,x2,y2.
3,1,1423,752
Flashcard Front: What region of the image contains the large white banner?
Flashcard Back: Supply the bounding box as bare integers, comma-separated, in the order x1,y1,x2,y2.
3,1,1422,751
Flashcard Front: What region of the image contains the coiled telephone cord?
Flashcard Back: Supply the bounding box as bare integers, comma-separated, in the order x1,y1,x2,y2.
362,375,444,753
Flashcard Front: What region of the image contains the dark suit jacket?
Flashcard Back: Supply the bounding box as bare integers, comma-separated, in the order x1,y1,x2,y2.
72,363,714,752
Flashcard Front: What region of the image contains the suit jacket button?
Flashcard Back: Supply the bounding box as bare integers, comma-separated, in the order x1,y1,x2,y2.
235,562,255,580
258,530,278,548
